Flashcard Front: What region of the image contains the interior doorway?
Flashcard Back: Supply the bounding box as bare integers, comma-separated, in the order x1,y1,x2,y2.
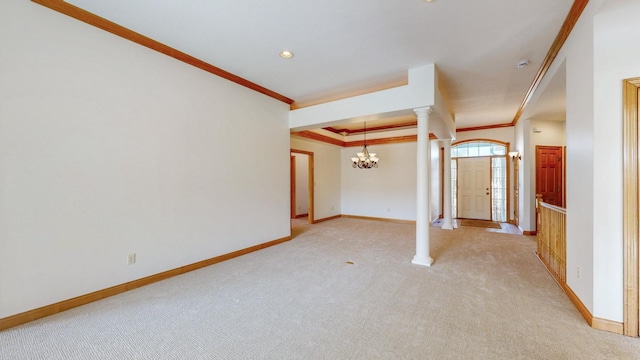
290,149,314,225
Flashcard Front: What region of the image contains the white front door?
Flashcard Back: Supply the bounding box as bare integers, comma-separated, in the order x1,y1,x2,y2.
458,157,491,220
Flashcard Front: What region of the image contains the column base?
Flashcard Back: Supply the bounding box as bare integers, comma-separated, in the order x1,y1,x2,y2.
411,256,434,267
441,222,454,230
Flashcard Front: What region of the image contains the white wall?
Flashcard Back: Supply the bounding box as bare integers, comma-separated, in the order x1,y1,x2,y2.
557,0,600,318
454,127,515,146
341,141,440,222
521,120,534,231
290,137,342,220
293,154,309,216
521,119,566,231
514,120,526,227
342,142,417,220
591,0,640,322
0,0,290,318
529,120,566,146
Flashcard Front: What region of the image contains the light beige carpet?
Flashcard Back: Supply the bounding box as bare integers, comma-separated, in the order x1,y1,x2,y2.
1,218,639,359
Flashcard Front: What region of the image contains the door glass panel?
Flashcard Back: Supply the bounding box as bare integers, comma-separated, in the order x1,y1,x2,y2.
491,157,507,222
478,142,492,156
492,145,506,155
457,143,468,157
452,141,506,158
451,159,457,218
451,146,458,158
468,142,480,157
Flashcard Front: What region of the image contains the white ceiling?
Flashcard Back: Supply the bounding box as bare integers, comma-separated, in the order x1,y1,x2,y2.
521,60,567,122
67,0,572,130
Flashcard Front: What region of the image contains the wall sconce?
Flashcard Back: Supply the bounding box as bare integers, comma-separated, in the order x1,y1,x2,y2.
509,151,521,161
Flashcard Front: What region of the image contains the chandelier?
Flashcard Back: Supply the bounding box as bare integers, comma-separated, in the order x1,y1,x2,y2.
351,122,379,169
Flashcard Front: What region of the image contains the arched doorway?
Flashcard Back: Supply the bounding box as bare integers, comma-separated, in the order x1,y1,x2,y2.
451,139,509,222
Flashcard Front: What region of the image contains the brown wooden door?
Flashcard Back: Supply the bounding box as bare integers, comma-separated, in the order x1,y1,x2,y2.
536,146,563,206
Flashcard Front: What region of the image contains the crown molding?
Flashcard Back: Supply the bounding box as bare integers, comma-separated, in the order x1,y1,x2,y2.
325,121,418,135
31,0,294,105
456,123,514,133
511,0,588,126
291,131,437,147
291,131,346,146
344,135,419,147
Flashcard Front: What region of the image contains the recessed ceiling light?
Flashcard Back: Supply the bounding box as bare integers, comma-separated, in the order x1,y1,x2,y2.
517,59,530,68
424,0,436,2
280,50,294,59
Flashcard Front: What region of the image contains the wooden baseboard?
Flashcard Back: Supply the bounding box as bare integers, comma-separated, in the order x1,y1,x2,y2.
535,252,592,325
534,252,626,336
0,235,292,332
294,214,309,219
562,283,593,326
523,230,537,235
313,215,341,224
312,214,416,225
592,317,624,335
341,214,416,225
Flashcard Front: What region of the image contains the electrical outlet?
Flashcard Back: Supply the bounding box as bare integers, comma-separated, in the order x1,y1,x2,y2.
128,253,136,265
576,266,581,279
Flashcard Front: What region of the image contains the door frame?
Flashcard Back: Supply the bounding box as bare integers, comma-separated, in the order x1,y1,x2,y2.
623,77,640,337
290,149,314,224
450,139,511,222
535,145,564,207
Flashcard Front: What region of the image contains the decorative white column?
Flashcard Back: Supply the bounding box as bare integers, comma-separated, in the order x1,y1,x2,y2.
412,107,434,267
442,139,454,230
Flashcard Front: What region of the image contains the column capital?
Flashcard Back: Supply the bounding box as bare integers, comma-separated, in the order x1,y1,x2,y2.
414,106,433,116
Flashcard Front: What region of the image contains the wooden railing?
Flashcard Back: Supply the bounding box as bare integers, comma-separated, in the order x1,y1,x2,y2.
535,194,567,285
